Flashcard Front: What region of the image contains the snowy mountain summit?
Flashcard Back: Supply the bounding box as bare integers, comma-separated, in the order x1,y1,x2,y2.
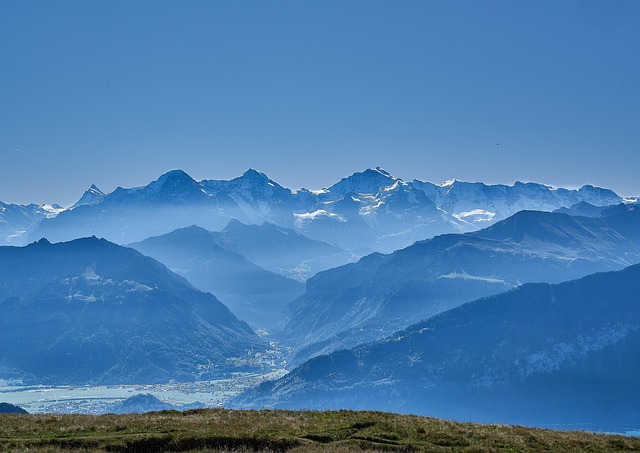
325,167,398,198
3,167,625,251
71,184,105,208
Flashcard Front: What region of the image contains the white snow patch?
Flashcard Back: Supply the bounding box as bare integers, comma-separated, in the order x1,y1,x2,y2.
40,204,65,217
382,181,400,192
360,200,383,215
453,209,496,223
307,188,329,195
294,210,346,226
67,293,98,302
123,280,153,292
82,267,101,282
438,269,506,284
440,179,457,187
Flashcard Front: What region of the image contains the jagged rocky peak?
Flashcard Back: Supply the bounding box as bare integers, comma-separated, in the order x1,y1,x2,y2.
150,169,198,190
328,167,400,196
370,166,394,177
212,169,291,203
242,168,270,181
144,169,208,204
72,183,105,208
16,167,628,252
234,168,283,190
439,178,459,187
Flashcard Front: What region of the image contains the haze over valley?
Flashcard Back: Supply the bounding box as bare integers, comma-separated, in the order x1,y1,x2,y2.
2,1,640,446
2,167,640,435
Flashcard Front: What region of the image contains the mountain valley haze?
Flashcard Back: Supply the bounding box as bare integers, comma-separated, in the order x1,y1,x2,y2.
1,1,639,448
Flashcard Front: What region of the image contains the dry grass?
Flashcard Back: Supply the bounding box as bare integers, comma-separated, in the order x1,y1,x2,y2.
0,409,638,452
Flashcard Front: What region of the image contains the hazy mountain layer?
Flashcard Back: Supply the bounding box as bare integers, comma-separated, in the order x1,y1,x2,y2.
280,206,640,365
210,219,352,281
237,263,640,431
553,201,608,217
0,202,62,246
130,225,305,330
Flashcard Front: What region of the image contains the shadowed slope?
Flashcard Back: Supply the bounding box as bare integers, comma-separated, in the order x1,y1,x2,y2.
0,237,268,385
239,263,640,431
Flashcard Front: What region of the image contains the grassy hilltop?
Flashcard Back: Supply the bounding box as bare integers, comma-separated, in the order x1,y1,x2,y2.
1,409,639,452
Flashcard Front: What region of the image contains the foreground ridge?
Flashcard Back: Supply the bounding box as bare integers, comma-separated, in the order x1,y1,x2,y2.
0,409,638,452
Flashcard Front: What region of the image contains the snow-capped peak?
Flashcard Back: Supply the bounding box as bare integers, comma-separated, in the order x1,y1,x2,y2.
371,167,394,177
327,167,400,197
71,184,106,209
242,168,269,180
151,169,196,189
232,168,286,193
235,168,277,187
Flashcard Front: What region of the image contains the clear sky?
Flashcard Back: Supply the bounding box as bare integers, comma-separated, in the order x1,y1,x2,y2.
1,0,639,205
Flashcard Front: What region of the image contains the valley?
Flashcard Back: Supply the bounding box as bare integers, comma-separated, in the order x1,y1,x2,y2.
3,2,639,449
1,167,639,436
0,370,287,415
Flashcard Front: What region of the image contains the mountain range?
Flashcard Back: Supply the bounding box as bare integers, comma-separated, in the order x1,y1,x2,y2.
278,204,640,365
0,237,269,385
1,167,639,429
129,225,306,330
207,219,353,281
0,202,62,246
0,167,623,253
236,262,640,432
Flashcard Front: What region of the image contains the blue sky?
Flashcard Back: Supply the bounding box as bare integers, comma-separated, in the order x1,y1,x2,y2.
1,0,639,205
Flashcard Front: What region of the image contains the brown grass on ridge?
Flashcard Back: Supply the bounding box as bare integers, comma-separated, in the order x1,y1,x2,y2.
0,409,639,452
